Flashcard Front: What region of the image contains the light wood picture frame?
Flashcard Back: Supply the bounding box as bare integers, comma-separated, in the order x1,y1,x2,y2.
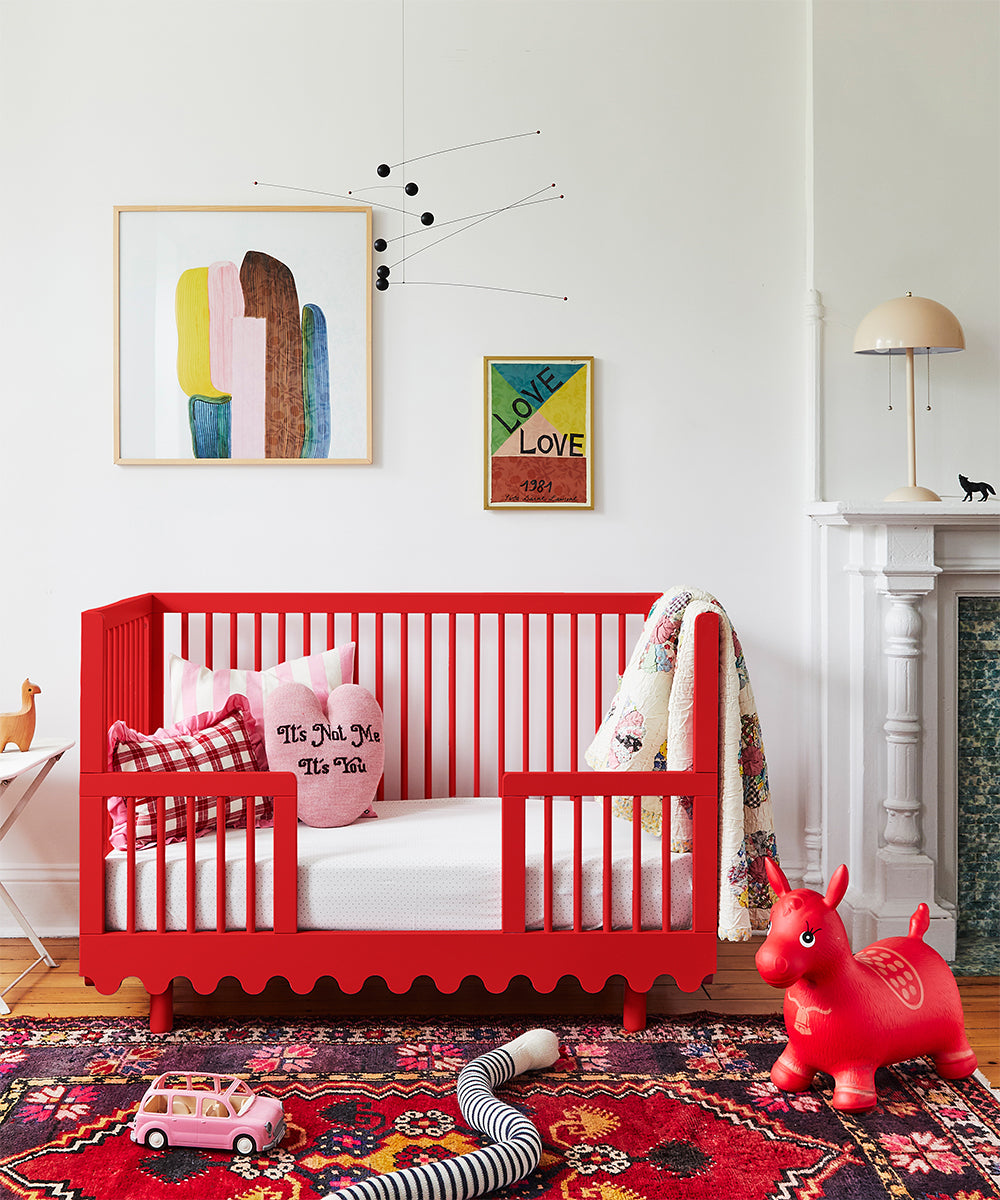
484,356,594,509
114,206,372,464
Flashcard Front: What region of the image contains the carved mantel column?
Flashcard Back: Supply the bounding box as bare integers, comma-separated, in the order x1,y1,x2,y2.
870,522,941,931
882,591,926,856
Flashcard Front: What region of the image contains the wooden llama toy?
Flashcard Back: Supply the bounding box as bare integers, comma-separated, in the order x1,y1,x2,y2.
0,679,41,752
755,858,976,1111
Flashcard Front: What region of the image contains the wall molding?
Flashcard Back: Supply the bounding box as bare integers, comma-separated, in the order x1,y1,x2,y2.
1,865,78,939
3,863,78,885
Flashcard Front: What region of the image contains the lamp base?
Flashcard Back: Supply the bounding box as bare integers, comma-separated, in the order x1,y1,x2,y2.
884,485,942,502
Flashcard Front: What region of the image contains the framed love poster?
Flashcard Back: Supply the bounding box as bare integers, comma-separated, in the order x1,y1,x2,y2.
484,356,593,509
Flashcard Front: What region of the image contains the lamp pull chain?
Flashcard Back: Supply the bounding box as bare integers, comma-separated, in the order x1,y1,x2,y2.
887,353,892,410
926,349,932,410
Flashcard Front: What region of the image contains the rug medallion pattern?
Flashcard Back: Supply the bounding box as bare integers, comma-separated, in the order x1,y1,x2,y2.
0,1015,997,1199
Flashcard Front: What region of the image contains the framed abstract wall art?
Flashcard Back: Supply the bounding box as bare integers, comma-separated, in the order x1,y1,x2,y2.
114,206,372,464
484,356,593,509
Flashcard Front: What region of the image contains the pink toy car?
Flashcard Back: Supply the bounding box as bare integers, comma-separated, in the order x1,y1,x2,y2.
131,1072,285,1155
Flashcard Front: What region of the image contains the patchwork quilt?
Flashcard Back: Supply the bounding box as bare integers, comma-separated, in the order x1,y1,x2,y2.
585,586,777,939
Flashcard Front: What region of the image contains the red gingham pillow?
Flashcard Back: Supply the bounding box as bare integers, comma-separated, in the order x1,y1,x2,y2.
107,694,272,851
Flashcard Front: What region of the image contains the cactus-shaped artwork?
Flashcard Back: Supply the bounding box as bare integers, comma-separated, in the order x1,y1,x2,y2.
115,207,371,465
175,253,331,460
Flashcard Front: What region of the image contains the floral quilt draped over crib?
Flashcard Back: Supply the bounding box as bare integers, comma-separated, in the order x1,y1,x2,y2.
585,586,777,939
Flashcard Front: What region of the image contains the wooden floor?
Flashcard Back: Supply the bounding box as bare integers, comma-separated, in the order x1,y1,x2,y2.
3,938,997,1085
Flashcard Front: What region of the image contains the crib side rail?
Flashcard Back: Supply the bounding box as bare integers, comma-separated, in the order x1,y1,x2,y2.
499,771,719,936
79,770,298,937
499,605,720,942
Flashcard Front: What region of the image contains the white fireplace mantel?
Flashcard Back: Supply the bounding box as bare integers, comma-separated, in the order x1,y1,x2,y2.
807,501,1000,957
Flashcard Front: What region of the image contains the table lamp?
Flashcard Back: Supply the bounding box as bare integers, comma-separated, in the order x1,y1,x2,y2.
854,292,964,501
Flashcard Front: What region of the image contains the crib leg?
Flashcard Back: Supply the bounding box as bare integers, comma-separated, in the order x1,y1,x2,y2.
623,984,647,1032
149,982,174,1034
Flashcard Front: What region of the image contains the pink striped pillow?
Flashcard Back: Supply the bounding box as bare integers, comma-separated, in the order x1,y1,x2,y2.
169,644,355,763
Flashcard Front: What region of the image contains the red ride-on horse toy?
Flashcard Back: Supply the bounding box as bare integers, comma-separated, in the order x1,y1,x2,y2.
755,859,977,1111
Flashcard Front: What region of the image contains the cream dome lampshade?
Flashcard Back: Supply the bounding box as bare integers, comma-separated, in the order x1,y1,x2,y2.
854,292,965,501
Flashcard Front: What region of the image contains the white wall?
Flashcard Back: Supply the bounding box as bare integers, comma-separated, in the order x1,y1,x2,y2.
1,0,994,938
813,0,1000,502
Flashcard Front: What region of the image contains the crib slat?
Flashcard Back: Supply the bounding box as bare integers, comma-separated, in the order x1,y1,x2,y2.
148,615,156,731
185,800,196,932
126,621,134,724
497,613,506,785
473,613,481,796
375,612,384,709
156,800,166,935
500,793,526,933
448,613,456,796
522,613,530,770
104,628,113,731
400,613,409,800
693,611,720,772
272,789,298,934
143,615,153,732
573,794,583,933
254,613,263,673
126,798,136,935
545,613,554,772
662,801,672,931
126,621,132,711
593,613,603,731
632,795,642,931
692,794,718,932
205,612,214,668
375,612,385,803
424,612,433,798
326,612,335,653
543,795,553,933
216,802,225,934
112,626,119,723
230,613,238,668
602,794,612,931
618,612,627,675
180,612,190,661
569,613,579,769
277,612,286,665
109,626,118,724
132,620,139,721
302,611,311,656
245,797,256,934
351,613,360,681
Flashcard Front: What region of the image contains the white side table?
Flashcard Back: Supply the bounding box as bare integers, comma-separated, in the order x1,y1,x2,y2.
0,738,74,1013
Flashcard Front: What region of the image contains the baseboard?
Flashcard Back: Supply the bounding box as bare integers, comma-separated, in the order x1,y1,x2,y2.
1,864,78,938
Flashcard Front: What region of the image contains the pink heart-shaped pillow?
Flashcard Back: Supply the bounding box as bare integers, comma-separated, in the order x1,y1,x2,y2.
263,682,384,827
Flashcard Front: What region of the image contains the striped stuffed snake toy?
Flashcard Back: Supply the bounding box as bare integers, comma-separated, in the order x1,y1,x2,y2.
326,1028,560,1200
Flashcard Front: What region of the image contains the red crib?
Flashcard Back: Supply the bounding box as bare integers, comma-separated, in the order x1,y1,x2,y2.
79,593,720,1032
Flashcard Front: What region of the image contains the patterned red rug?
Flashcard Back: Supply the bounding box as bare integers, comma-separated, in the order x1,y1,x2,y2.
0,1013,997,1199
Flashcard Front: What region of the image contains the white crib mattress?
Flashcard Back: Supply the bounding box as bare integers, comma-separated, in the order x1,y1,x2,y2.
103,796,693,933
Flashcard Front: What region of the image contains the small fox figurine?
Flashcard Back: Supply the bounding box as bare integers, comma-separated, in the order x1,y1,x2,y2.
959,474,996,502
0,679,42,752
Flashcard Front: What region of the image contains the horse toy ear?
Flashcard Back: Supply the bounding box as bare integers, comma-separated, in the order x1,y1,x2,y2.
765,857,790,897
824,864,849,910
